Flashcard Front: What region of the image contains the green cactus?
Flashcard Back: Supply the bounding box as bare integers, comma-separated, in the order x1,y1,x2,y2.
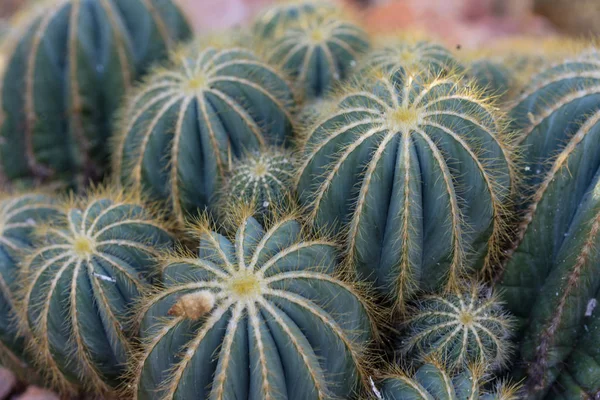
252,0,336,39
215,148,297,223
132,211,374,400
18,188,174,395
114,43,296,225
375,362,520,400
497,55,600,398
0,0,191,188
400,282,514,372
296,68,515,310
469,60,513,99
261,9,370,98
0,192,61,377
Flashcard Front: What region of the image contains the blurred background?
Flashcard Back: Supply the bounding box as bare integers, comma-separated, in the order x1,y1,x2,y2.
1,0,600,48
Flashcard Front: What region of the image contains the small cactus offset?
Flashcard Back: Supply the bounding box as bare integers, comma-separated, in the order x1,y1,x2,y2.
132,211,374,400
375,361,520,400
469,60,513,99
297,68,515,309
400,282,514,372
114,42,296,224
215,148,297,222
261,7,370,98
0,192,61,376
498,54,600,397
252,0,336,39
18,188,174,395
0,0,191,188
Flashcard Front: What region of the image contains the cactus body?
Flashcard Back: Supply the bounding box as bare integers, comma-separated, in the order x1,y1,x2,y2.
19,190,173,395
264,11,369,98
297,69,514,309
469,60,512,99
498,55,600,398
0,0,191,187
0,193,60,375
216,149,296,222
401,283,513,371
133,213,373,400
114,44,296,224
252,0,335,39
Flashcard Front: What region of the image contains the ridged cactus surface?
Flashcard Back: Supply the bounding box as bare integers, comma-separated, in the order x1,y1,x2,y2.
263,11,369,98
252,0,336,39
469,60,512,99
0,193,60,375
498,55,600,398
133,213,373,400
297,69,514,309
401,283,513,372
19,190,173,395
115,44,296,224
0,0,191,187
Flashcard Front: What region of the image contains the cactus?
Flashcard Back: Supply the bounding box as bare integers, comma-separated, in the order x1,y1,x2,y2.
400,282,514,372
114,43,296,224
296,68,515,309
132,211,374,400
0,0,191,188
497,55,600,398
215,148,297,223
375,361,520,400
469,60,513,99
262,9,369,98
359,39,463,77
0,192,61,377
18,188,174,395
252,0,336,39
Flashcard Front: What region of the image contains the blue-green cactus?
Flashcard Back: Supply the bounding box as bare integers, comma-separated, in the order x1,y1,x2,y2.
19,189,173,395
252,0,336,39
0,0,191,187
132,212,373,400
469,60,513,99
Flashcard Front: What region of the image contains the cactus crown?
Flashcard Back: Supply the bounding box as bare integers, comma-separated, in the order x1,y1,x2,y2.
132,209,374,400
252,0,337,39
297,68,514,309
401,282,514,372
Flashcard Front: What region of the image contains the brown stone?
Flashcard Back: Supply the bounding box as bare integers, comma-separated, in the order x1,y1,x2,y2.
0,368,16,400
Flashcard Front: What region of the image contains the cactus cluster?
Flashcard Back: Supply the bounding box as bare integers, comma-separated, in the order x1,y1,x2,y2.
2,0,600,399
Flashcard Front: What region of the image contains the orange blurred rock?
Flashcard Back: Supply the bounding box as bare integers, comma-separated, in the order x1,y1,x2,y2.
0,368,16,400
13,387,59,400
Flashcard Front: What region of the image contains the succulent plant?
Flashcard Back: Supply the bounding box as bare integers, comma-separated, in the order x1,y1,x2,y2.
18,189,174,395
0,192,61,377
263,10,369,98
132,211,374,400
252,0,336,39
400,282,514,372
0,0,191,188
375,361,520,400
469,60,513,99
498,55,600,398
114,43,296,224
215,148,297,223
296,68,515,309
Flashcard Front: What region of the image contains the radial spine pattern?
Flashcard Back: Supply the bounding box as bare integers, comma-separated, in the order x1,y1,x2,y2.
132,213,373,400
252,0,336,39
297,69,514,309
19,190,174,395
114,44,296,224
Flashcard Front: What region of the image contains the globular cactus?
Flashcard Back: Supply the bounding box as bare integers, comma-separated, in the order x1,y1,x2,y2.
261,8,370,98
18,189,174,395
252,0,336,39
498,54,600,398
0,0,191,188
132,211,374,400
0,192,61,376
400,282,514,372
114,43,296,224
469,60,513,100
359,39,463,77
375,361,520,400
296,68,515,310
215,148,297,222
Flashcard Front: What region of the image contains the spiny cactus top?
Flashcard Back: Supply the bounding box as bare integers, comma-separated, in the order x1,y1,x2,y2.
400,283,514,372
19,190,174,395
263,10,369,98
376,362,519,400
297,69,514,309
359,39,463,77
216,148,297,222
0,0,191,187
469,60,513,99
132,212,373,400
498,55,600,398
0,193,61,375
114,44,296,224
252,0,336,39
